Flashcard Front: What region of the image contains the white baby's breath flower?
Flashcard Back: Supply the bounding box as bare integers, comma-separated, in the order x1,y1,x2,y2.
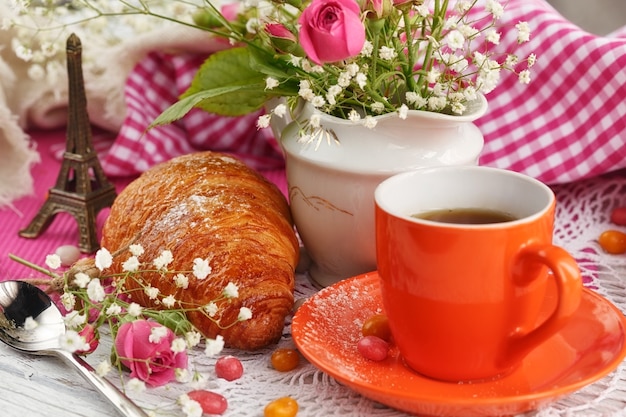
204,302,219,317
345,63,359,76
63,311,86,329
129,244,145,257
450,101,466,115
149,326,168,343
310,95,325,107
174,273,189,289
144,286,159,300
485,29,500,45
486,0,504,19
95,360,112,377
348,109,361,121
94,248,113,271
265,76,279,90
398,104,409,120
185,331,202,348
428,96,448,111
327,85,342,98
527,53,537,67
105,303,123,316
171,338,187,353
406,92,427,108
378,46,397,61
60,292,76,311
257,114,271,129
518,69,531,84
516,21,531,43
192,258,211,279
162,294,177,308
59,330,89,353
288,55,302,67
355,72,367,89
87,279,106,303
426,68,441,84
73,272,90,288
363,116,377,129
204,335,225,357
445,30,465,50
238,307,253,321
458,23,479,39
13,43,33,62
371,102,385,114
463,86,478,101
122,256,140,272
153,250,174,270
298,84,315,101
223,282,239,298
24,316,38,330
360,40,373,57
455,0,473,13
127,302,143,317
45,254,62,270
273,103,287,118
127,378,146,393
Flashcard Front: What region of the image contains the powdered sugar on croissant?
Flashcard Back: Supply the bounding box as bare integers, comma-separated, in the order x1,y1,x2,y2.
101,152,299,350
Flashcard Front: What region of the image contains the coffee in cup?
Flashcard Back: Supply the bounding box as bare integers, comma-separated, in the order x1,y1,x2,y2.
375,166,582,382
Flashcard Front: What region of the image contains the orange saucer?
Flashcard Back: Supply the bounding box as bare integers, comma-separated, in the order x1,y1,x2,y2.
292,272,626,416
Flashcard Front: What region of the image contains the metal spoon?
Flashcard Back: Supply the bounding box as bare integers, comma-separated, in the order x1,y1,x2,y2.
0,280,148,417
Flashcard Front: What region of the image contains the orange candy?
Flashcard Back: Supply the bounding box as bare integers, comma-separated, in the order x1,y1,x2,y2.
598,230,626,254
270,348,300,372
361,314,392,342
264,397,299,417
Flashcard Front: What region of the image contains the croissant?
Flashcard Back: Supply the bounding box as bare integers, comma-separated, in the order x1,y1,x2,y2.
100,151,299,350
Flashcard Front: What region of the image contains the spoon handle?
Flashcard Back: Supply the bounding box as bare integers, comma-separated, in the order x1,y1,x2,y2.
55,349,150,417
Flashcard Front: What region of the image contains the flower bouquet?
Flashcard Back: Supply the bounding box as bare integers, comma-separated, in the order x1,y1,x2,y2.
10,247,251,416
153,0,536,134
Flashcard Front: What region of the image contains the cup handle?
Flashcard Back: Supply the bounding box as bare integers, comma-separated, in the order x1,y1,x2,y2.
504,244,582,366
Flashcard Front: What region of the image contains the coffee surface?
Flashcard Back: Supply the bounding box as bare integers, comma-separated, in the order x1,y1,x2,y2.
413,208,517,224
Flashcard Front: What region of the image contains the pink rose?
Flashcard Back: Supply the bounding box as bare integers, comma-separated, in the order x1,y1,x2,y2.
114,320,188,387
265,23,302,55
266,23,297,41
298,0,366,64
76,324,99,355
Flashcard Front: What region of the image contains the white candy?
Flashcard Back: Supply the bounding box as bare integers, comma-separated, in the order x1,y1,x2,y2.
55,244,81,266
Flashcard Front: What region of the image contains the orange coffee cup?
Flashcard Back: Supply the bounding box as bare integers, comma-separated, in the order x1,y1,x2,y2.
374,166,582,382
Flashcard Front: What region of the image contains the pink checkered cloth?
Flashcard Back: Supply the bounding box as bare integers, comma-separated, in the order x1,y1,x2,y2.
101,0,626,185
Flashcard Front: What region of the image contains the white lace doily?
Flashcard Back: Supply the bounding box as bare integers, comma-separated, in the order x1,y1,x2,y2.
84,172,626,417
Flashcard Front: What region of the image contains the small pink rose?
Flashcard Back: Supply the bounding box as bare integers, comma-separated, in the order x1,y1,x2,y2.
265,23,297,41
265,23,302,55
114,320,188,387
76,324,99,355
298,0,366,64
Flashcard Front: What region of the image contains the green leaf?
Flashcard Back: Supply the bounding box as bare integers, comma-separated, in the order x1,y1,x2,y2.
182,47,273,116
149,46,300,128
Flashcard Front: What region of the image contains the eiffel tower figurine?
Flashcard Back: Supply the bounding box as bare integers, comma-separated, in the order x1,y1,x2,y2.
19,33,117,253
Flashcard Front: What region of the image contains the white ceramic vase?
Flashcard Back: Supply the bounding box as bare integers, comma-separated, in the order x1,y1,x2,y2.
277,96,488,287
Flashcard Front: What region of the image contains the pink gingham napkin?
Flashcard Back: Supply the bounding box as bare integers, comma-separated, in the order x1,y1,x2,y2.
101,0,626,185
101,53,284,176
